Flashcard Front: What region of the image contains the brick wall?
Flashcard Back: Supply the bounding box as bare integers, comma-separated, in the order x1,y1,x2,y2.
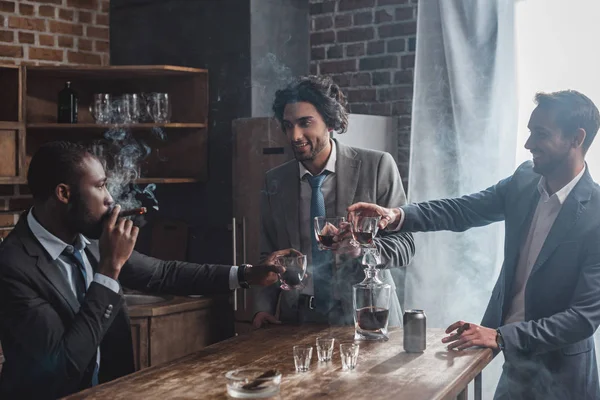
0,0,110,227
309,0,417,187
0,0,110,66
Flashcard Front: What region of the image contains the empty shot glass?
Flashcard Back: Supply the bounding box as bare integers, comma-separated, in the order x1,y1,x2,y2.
340,343,360,371
316,337,335,362
293,345,313,372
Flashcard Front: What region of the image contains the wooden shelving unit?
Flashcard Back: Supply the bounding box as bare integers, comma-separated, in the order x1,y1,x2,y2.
0,64,209,185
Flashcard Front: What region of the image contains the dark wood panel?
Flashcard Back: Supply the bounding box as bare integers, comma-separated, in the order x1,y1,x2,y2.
129,317,149,371
65,326,493,400
0,65,19,122
0,130,17,177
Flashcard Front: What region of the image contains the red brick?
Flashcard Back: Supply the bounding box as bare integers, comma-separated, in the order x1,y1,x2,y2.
353,11,372,25
320,59,357,74
339,0,375,11
391,100,412,116
346,43,365,57
67,51,102,65
100,0,109,13
395,6,414,20
78,10,92,23
367,40,385,55
59,8,75,21
0,185,14,196
378,86,413,101
8,197,33,211
375,9,393,23
408,37,416,51
95,13,109,26
337,27,374,43
78,38,92,51
394,70,413,85
387,38,405,52
310,63,317,75
401,54,415,68
48,21,83,36
33,0,62,4
39,34,55,47
38,5,56,17
18,32,35,44
350,72,371,86
66,0,97,9
331,74,351,87
0,30,14,43
0,45,22,58
314,15,333,31
311,30,335,46
370,103,392,116
19,3,35,15
309,1,335,15
0,213,16,227
359,55,398,70
8,17,46,32
0,1,14,12
372,71,391,85
0,15,3,26
326,45,343,59
349,103,369,114
29,47,64,62
311,47,325,61
334,14,352,28
58,36,74,48
94,40,109,52
378,0,410,5
86,26,108,40
378,22,417,38
348,89,377,103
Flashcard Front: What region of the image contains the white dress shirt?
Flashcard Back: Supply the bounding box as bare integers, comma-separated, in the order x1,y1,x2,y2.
504,166,586,324
298,139,337,295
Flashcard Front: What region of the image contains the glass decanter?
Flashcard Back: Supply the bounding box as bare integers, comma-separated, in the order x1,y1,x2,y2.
353,248,391,341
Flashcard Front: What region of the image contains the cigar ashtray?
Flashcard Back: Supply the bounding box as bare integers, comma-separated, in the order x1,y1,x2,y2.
225,368,282,398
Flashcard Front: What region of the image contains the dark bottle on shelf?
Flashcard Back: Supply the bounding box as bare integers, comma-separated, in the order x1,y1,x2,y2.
57,81,78,123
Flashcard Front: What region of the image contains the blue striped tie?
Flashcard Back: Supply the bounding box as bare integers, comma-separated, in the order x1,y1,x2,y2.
307,172,333,314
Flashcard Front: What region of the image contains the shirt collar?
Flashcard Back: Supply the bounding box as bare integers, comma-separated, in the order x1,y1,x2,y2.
537,165,586,204
298,139,337,179
27,209,90,260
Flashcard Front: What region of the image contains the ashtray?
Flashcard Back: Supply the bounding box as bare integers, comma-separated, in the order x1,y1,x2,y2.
225,368,282,398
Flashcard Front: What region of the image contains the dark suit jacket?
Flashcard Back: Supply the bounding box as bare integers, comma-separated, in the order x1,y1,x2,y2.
0,215,232,399
401,161,600,399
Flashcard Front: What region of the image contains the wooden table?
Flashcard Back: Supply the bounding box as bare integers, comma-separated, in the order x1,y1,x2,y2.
64,325,494,400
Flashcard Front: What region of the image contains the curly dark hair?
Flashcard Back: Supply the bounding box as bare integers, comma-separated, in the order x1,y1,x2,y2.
535,90,600,152
272,75,349,133
27,141,94,202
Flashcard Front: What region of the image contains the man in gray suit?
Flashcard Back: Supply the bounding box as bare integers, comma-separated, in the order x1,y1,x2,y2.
253,76,415,328
349,90,600,399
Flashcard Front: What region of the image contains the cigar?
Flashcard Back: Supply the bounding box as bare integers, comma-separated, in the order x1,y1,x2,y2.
119,207,147,218
241,369,278,390
456,323,471,336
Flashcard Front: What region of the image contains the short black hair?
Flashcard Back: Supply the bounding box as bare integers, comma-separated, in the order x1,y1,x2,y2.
27,141,93,202
272,75,349,133
535,90,600,152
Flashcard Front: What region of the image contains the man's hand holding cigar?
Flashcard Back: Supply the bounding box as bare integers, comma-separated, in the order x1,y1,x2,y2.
442,321,499,351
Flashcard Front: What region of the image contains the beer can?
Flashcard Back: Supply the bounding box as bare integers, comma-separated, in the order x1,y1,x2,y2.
403,309,426,353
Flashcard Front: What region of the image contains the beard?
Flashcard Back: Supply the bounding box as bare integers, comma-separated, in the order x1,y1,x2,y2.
67,189,105,240
293,137,329,162
532,148,571,176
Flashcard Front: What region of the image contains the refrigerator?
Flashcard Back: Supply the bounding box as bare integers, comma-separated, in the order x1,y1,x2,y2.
232,114,399,333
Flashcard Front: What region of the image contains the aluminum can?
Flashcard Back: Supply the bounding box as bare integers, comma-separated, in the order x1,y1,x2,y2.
403,309,426,352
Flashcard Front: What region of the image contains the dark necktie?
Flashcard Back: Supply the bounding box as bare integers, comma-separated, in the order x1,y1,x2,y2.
307,172,334,313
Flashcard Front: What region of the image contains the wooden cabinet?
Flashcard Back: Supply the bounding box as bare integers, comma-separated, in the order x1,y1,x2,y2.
128,295,234,371
0,64,208,184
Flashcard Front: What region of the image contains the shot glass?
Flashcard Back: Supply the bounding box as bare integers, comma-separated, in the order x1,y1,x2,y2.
316,337,335,362
293,345,313,372
340,343,359,371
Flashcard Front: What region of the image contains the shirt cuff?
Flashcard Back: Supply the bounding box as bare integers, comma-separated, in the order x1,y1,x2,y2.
386,207,406,231
93,273,121,294
229,266,240,290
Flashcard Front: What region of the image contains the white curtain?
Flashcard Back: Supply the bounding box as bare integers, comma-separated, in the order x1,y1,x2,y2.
405,0,517,397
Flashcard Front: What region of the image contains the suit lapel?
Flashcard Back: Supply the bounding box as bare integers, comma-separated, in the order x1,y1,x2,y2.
13,216,80,314
529,173,592,277
334,140,361,216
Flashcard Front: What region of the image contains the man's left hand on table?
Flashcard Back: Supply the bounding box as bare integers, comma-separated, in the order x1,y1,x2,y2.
442,321,499,351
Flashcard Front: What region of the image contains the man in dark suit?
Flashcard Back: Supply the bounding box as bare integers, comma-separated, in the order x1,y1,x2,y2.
0,141,290,399
349,90,600,399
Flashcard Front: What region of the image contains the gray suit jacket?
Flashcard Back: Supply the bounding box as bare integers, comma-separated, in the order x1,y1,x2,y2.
255,140,415,327
401,161,600,399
